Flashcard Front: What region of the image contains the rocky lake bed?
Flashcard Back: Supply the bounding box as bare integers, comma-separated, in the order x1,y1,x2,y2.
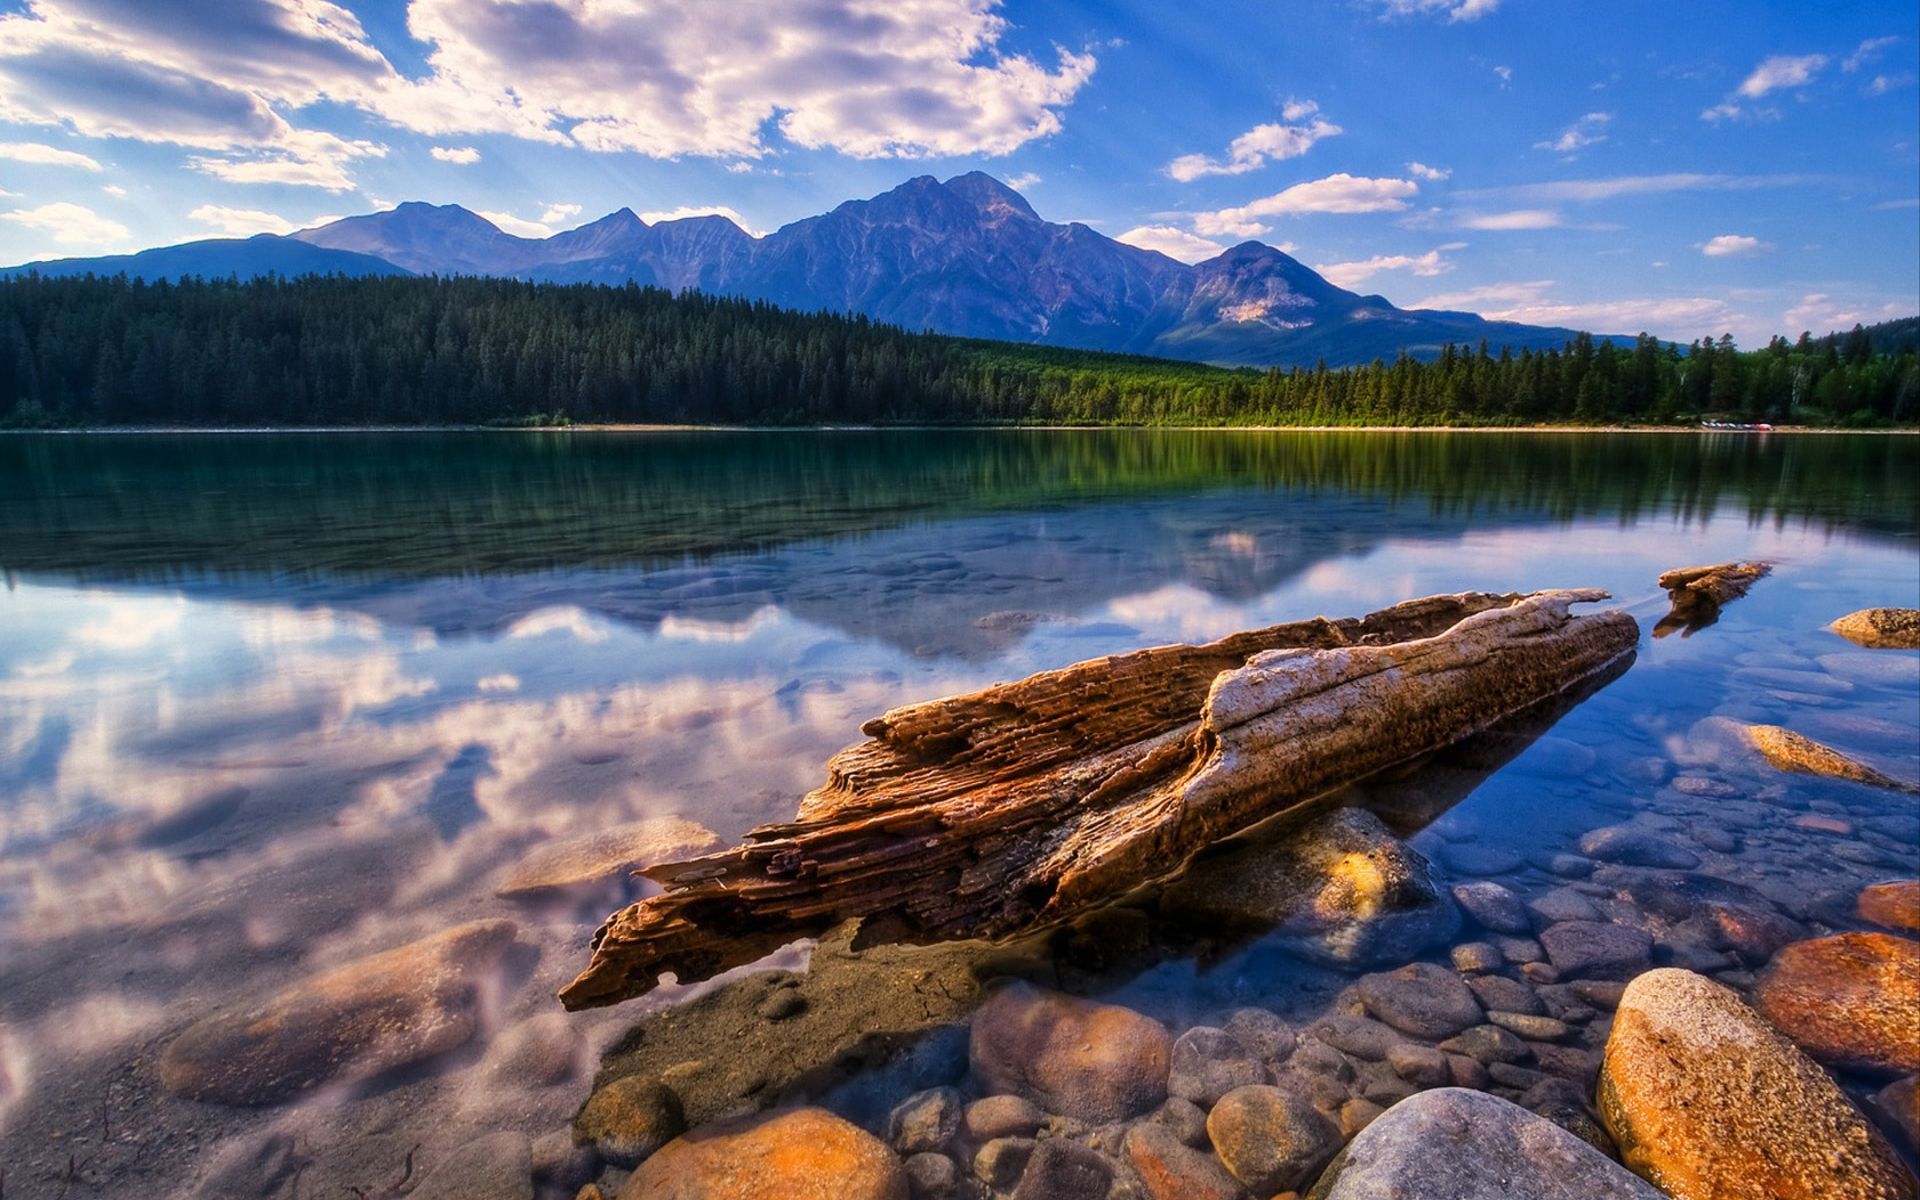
0,431,1916,1198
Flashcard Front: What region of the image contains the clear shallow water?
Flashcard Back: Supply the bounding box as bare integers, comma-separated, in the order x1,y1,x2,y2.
0,430,1915,1195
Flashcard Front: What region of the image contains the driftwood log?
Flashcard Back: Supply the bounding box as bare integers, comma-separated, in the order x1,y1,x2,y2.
560,589,1640,1009
1655,561,1772,638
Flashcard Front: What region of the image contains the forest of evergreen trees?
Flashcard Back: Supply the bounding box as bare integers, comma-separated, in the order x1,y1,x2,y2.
1,273,1914,428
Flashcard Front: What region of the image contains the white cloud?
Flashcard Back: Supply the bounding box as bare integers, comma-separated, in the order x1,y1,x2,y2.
1700,234,1771,257
1167,104,1341,182
430,145,480,164
1534,112,1611,155
1494,65,1512,83
0,0,1097,196
0,5,390,189
1460,208,1561,230
1868,72,1915,95
391,0,1097,159
1314,244,1462,288
0,140,102,170
1370,0,1500,22
1003,172,1041,190
1192,173,1420,236
1114,224,1227,263
100,183,126,197
0,200,129,245
1783,292,1907,335
1413,279,1741,337
1739,53,1828,97
1705,52,1830,121
1475,173,1812,204
636,204,754,233
1843,36,1900,73
475,202,582,238
188,203,296,236
1406,161,1450,181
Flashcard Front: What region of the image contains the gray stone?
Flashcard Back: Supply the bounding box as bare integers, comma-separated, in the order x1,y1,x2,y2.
1451,882,1531,934
1438,1024,1529,1065
1578,825,1701,870
1451,941,1503,973
1011,1139,1112,1200
1540,921,1654,979
1466,973,1544,1016
1207,1083,1342,1195
904,1151,965,1200
1306,1014,1404,1062
973,1137,1035,1188
1486,1011,1573,1041
963,1094,1045,1141
409,1132,534,1200
1492,935,1543,964
890,1086,963,1155
1222,1007,1295,1067
1168,1026,1266,1106
1150,1096,1210,1147
1304,1089,1663,1198
1385,1043,1449,1088
1527,887,1603,925
1354,962,1483,1039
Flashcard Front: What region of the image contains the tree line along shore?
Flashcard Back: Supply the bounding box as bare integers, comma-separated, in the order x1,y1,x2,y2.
1,273,1914,429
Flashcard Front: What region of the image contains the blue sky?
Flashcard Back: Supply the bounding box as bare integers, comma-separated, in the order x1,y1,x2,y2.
0,0,1914,344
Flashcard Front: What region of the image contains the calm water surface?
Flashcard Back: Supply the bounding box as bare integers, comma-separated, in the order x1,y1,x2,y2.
0,430,1915,1196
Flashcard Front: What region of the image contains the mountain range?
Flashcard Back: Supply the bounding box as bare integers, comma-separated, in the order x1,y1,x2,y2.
3,173,1601,368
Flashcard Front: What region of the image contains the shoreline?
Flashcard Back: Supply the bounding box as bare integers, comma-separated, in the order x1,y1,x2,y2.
4,423,1915,436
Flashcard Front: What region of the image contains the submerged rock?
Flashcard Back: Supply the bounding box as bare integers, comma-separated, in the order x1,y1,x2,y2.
625,1108,906,1200
1577,825,1700,869
1538,920,1653,979
1599,968,1914,1199
575,1075,687,1166
1872,1076,1920,1157
496,817,722,899
970,982,1172,1123
1123,1122,1241,1200
1161,807,1460,966
1451,881,1531,934
1305,1088,1664,1199
1207,1082,1342,1195
410,1132,534,1200
1861,881,1920,933
1743,724,1917,793
1755,932,1920,1074
1831,607,1920,650
1168,1025,1266,1107
1353,962,1483,1039
158,919,518,1105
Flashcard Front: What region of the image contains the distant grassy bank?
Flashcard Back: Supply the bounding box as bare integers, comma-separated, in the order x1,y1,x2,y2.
2,273,1914,429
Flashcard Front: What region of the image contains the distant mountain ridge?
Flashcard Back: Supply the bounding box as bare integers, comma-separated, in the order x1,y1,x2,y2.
5,172,1603,367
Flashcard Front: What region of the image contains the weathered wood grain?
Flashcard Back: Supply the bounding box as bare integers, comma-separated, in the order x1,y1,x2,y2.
560,589,1638,1009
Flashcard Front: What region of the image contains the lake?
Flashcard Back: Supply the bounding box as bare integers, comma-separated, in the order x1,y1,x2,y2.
1,429,1916,1197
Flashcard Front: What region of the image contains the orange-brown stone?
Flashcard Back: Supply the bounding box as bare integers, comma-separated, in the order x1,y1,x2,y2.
621,1107,906,1200
1756,933,1920,1074
1861,882,1920,933
970,982,1172,1122
1831,607,1920,650
1599,968,1915,1200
